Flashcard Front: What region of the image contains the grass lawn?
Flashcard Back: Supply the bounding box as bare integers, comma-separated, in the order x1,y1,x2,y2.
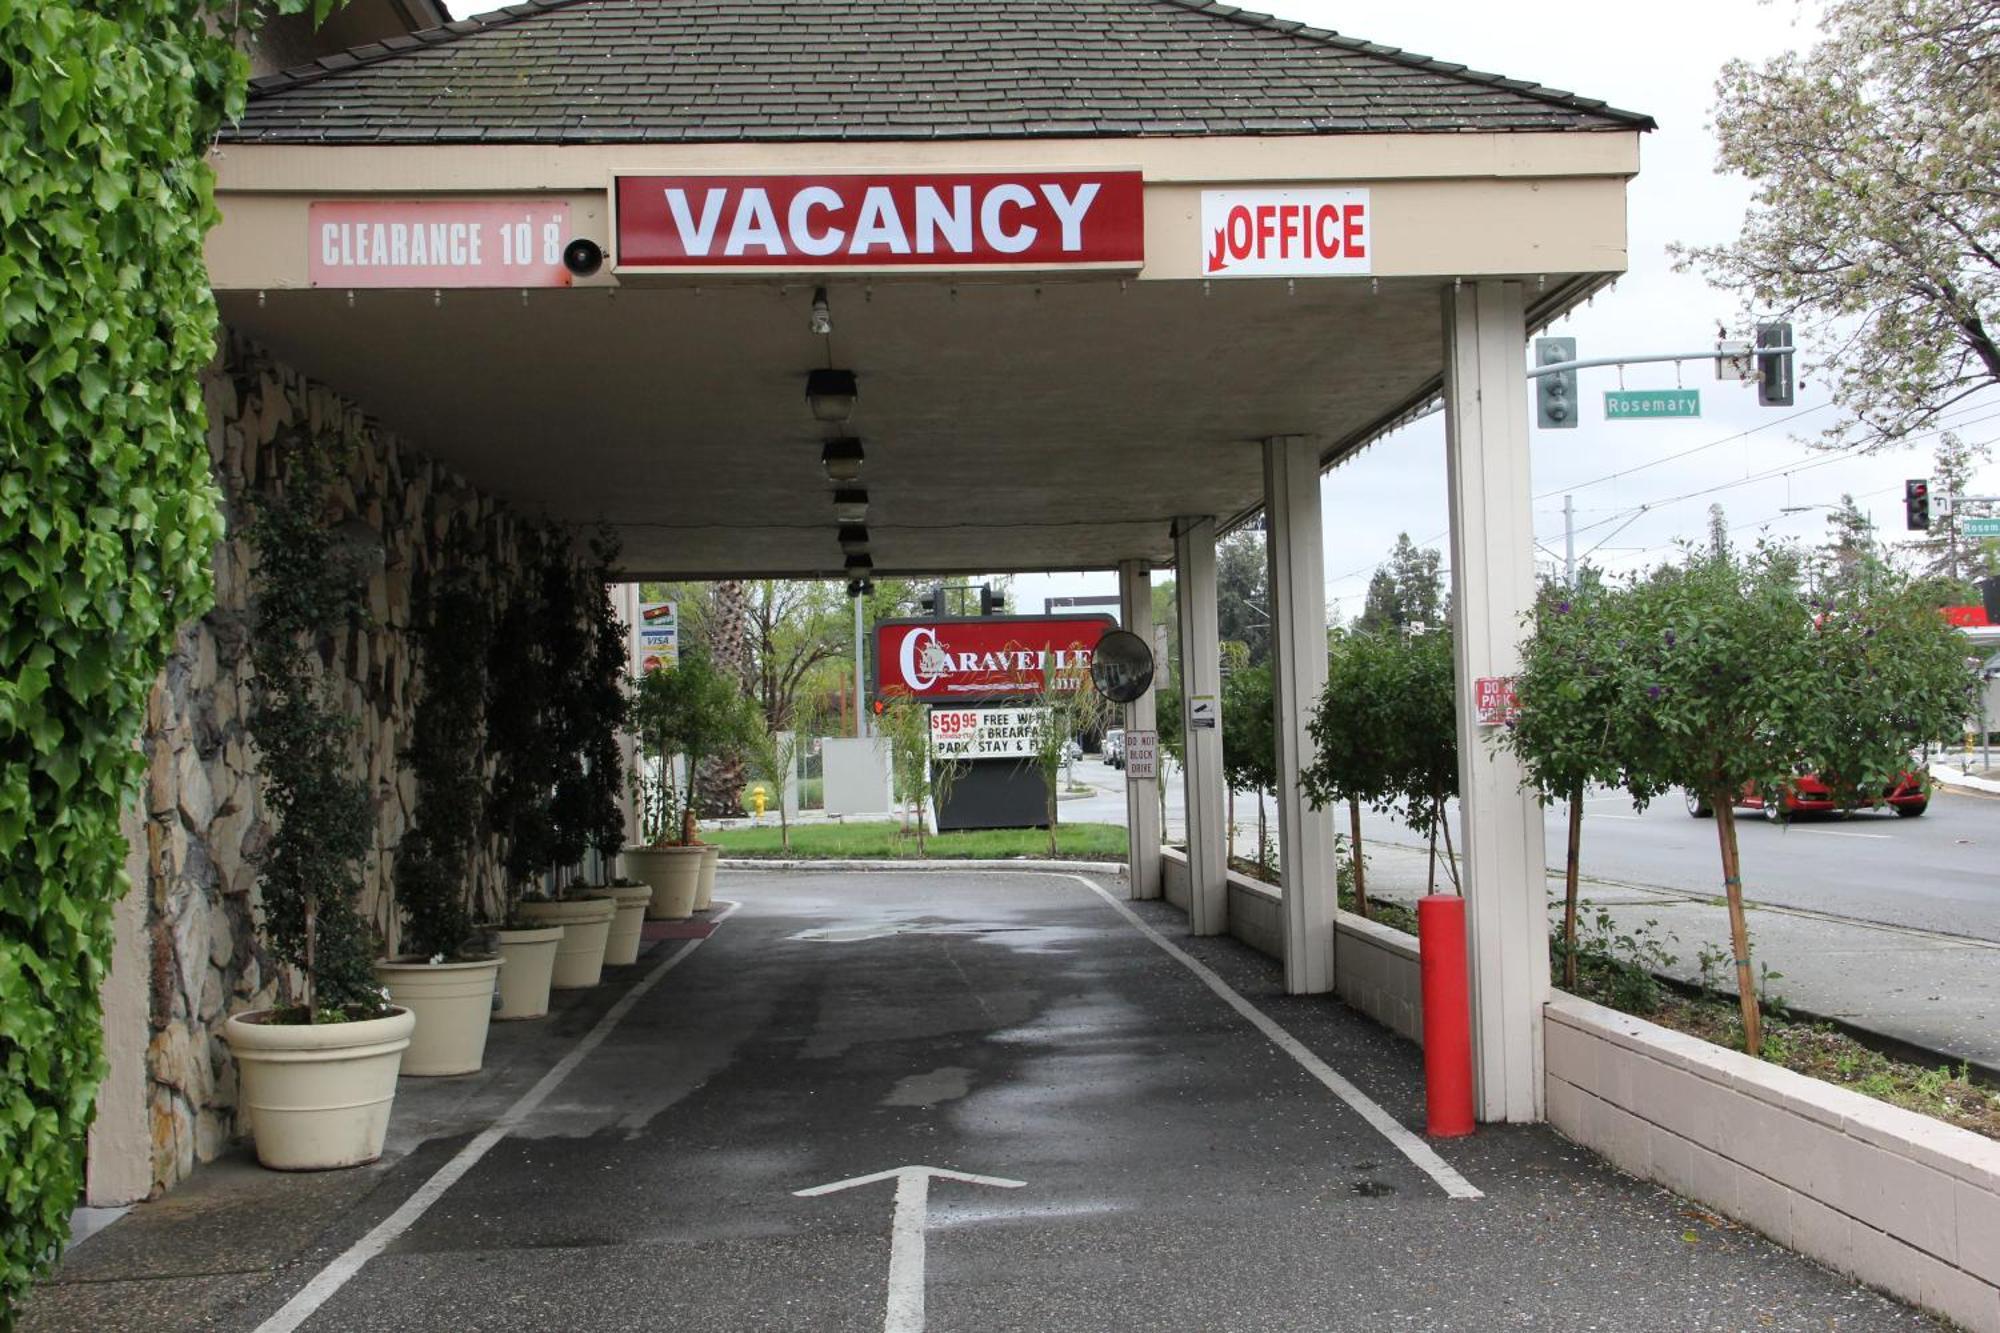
708,820,1126,861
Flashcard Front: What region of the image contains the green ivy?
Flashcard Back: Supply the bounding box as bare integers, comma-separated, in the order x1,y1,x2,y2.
0,0,329,1312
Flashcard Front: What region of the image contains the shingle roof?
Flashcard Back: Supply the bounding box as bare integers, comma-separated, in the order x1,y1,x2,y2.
226,0,1654,145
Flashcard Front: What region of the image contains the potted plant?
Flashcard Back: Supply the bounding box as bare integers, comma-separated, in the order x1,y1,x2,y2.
624,651,739,918
494,529,616,991
225,465,414,1171
376,561,504,1075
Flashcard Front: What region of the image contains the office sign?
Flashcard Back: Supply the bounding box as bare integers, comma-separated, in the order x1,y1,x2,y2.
929,707,1045,760
614,171,1145,272
1201,188,1370,277
631,600,678,675
309,199,573,288
875,616,1114,701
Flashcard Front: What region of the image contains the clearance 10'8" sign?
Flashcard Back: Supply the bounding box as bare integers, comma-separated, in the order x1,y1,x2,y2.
614,171,1144,272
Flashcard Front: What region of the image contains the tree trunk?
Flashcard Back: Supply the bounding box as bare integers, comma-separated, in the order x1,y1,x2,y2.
1563,785,1583,989
1713,800,1763,1055
1047,771,1059,858
1348,796,1368,918
699,580,753,816
1256,792,1268,873
1227,786,1235,864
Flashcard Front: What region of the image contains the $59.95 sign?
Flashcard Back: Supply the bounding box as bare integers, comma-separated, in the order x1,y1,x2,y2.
929,708,1045,760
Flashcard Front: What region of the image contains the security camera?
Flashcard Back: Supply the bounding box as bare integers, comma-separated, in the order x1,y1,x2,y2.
562,238,604,278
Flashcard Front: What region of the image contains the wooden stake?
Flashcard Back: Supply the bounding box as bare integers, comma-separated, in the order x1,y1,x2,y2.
1713,800,1763,1054
1564,785,1583,989
1349,796,1369,919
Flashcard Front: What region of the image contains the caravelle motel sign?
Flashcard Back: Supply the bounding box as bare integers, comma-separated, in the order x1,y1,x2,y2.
306,172,1373,283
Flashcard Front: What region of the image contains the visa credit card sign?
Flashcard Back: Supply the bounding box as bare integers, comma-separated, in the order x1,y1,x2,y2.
631,600,678,675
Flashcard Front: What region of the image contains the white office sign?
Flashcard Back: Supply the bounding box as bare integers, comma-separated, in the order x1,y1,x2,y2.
930,706,1046,760
1200,188,1370,277
1125,729,1159,780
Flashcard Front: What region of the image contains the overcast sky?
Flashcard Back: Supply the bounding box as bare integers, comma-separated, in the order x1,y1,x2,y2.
448,0,1998,617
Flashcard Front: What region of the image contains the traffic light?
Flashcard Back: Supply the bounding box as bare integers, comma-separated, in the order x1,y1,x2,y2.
918,583,941,616
1905,479,1931,531
1534,337,1577,429
979,582,1003,615
1756,321,1794,406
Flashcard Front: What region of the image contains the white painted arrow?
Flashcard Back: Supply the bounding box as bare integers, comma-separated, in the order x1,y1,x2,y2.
795,1166,1026,1333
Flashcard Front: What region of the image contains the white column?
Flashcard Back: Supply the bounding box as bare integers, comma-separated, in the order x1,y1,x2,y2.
1443,280,1550,1123
1263,437,1337,994
1174,517,1227,935
1118,560,1162,899
87,793,152,1205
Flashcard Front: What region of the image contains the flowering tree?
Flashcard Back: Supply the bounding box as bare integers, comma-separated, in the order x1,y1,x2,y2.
1678,0,1999,449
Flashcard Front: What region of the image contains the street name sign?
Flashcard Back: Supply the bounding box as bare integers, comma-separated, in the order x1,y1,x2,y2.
1605,389,1701,420
1964,517,2000,538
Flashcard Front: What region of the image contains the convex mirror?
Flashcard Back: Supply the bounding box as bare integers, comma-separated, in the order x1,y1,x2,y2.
1089,629,1155,704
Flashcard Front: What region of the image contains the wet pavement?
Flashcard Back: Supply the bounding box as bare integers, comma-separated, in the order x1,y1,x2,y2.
28,870,1939,1331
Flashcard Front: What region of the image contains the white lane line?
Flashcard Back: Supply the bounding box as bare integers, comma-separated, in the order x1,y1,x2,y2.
1788,828,1893,840
1066,875,1482,1201
254,901,743,1333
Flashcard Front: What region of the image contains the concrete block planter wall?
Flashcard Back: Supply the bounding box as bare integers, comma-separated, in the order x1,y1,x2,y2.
1548,994,2000,1332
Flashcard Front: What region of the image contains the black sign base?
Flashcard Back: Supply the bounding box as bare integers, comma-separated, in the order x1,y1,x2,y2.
936,760,1050,831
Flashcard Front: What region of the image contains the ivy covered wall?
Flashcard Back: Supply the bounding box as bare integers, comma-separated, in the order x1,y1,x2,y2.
131,333,540,1195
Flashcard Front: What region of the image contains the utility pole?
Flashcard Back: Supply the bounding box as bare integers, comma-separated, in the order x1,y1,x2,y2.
853,593,868,738
1563,493,1576,588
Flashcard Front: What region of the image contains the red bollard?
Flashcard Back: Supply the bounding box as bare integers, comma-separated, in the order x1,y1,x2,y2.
1417,894,1476,1138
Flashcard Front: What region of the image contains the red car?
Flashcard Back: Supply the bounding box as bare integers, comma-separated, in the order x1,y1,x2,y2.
1685,772,1930,820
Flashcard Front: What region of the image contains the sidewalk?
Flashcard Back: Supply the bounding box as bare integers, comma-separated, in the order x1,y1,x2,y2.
1355,836,2000,1076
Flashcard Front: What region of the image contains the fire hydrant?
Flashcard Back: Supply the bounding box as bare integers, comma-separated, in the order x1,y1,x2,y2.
752,785,768,824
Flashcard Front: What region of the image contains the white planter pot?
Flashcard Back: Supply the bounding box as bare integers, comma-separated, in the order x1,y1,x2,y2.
603,884,654,967
626,845,704,920
695,843,720,912
517,897,616,989
224,1006,416,1171
493,924,563,1020
373,957,503,1076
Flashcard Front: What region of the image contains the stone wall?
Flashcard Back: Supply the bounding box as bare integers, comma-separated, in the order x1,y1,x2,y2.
134,333,535,1194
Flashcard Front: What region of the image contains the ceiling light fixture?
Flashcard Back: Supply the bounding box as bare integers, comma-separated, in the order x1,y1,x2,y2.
821,437,864,483
837,524,870,553
832,488,868,523
809,286,833,336
806,368,858,423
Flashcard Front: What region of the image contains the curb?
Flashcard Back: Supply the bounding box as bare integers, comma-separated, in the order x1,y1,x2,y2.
717,858,1126,875
1928,760,2000,796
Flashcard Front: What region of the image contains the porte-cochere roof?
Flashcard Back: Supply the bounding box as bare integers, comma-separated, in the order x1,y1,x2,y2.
226,0,1654,145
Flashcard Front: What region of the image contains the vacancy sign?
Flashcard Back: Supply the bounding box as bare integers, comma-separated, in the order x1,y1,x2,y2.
309,200,573,288
1201,188,1370,277
614,171,1144,272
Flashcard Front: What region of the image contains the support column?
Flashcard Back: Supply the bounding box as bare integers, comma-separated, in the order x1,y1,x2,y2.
1118,560,1162,899
1264,436,1337,994
1443,279,1550,1123
1173,517,1227,935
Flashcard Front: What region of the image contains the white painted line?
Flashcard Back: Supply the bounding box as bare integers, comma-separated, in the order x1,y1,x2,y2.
796,1166,1024,1333
1066,876,1482,1201
253,900,743,1333
1789,829,1892,840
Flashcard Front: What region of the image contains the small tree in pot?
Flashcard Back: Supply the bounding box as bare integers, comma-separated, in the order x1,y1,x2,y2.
379,555,505,1072
225,454,414,1170
626,651,741,915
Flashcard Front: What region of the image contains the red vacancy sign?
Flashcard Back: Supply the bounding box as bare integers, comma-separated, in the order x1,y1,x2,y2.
309,200,573,288
875,617,1114,702
614,172,1144,272
1473,676,1520,727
